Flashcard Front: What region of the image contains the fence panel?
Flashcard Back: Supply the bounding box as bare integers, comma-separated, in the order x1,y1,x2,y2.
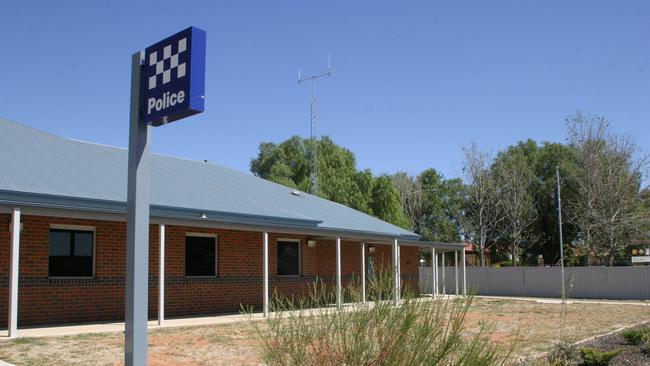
419,266,650,300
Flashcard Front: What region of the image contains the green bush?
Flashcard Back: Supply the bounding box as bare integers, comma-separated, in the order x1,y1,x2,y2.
248,268,515,365
621,328,650,345
641,333,650,356
579,347,622,366
546,341,580,366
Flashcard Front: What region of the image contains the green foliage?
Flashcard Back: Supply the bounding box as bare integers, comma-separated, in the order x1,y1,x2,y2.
370,175,410,228
417,169,465,242
250,136,410,227
248,270,515,366
579,347,622,366
546,341,580,366
250,124,648,261
641,333,650,355
621,327,650,345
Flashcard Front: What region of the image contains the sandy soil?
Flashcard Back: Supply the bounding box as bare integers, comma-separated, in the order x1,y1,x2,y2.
0,298,648,365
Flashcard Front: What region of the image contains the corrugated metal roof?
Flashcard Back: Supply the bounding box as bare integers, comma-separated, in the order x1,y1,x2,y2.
0,119,419,239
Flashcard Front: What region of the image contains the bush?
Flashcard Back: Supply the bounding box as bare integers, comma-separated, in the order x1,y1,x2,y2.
249,268,515,365
579,347,622,366
546,341,580,366
641,333,650,356
621,328,650,345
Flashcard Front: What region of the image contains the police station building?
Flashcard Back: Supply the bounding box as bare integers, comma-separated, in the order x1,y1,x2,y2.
0,119,465,333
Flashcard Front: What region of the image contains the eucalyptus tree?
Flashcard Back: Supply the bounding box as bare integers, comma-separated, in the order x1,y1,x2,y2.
592,134,648,265
250,135,409,228
566,112,649,265
493,149,537,266
458,143,502,266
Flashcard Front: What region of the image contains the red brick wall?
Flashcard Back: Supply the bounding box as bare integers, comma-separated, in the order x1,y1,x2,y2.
0,214,420,327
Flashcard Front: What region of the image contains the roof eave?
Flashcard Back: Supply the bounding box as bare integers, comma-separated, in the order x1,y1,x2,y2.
0,190,420,241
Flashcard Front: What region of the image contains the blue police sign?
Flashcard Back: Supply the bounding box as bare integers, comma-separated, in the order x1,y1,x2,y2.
142,27,206,126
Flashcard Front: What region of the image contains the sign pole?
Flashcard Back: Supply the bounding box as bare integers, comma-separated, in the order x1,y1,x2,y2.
124,27,205,364
125,50,151,366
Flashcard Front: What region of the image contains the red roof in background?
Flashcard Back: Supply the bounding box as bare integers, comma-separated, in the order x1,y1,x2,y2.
631,240,650,245
464,242,490,253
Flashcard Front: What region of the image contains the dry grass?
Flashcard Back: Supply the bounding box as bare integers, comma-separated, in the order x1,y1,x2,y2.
0,298,648,365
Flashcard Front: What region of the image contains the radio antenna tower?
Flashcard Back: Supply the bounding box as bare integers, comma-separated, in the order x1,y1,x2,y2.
298,55,332,195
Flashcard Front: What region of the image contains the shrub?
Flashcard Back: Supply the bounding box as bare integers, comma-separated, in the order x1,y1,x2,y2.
249,268,515,365
546,341,580,366
579,347,622,366
641,333,650,356
621,328,650,345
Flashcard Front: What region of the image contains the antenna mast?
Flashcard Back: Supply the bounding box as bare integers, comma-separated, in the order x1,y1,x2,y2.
298,55,332,195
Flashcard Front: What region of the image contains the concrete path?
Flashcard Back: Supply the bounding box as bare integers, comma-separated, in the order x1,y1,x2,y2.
0,298,417,339
475,295,650,306
0,296,457,340
4,295,643,340
0,312,265,339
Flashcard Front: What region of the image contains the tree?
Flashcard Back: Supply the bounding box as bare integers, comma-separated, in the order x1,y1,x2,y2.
251,136,372,214
391,169,465,242
250,136,311,191
250,135,409,228
566,112,608,265
370,175,410,228
592,134,648,265
458,143,502,266
493,148,537,266
418,169,464,242
566,112,649,265
530,142,579,266
391,172,424,232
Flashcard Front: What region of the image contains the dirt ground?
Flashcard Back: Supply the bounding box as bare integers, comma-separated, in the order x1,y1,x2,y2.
0,297,648,365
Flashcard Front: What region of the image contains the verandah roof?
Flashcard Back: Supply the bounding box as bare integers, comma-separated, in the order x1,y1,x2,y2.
0,119,420,241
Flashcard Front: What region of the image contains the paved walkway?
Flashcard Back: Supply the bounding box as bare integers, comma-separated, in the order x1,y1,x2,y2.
0,298,419,339
475,295,650,306
2,295,646,339
0,312,265,339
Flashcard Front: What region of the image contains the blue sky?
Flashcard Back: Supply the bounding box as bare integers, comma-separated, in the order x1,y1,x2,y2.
1,1,649,182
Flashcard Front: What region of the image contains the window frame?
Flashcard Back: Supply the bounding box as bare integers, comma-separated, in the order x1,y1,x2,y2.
276,238,301,277
48,224,96,279
185,233,218,278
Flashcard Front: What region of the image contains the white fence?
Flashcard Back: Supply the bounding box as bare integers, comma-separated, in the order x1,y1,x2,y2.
419,266,650,300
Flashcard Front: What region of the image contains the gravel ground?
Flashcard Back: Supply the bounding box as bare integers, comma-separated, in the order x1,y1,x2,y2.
578,322,650,366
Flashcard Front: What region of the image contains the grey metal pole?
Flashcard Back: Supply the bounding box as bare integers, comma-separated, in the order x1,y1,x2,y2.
431,247,436,297
397,244,401,302
441,252,446,295
8,207,20,338
361,242,366,304
263,232,269,317
434,252,438,296
392,239,399,306
336,237,342,308
125,50,151,366
556,166,566,299
455,250,459,296
158,225,165,326
462,249,467,295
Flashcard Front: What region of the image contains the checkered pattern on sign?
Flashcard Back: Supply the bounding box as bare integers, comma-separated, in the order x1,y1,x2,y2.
148,38,187,90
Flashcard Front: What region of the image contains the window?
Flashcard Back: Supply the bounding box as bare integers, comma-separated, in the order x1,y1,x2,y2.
277,240,300,276
49,229,94,277
185,235,216,276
